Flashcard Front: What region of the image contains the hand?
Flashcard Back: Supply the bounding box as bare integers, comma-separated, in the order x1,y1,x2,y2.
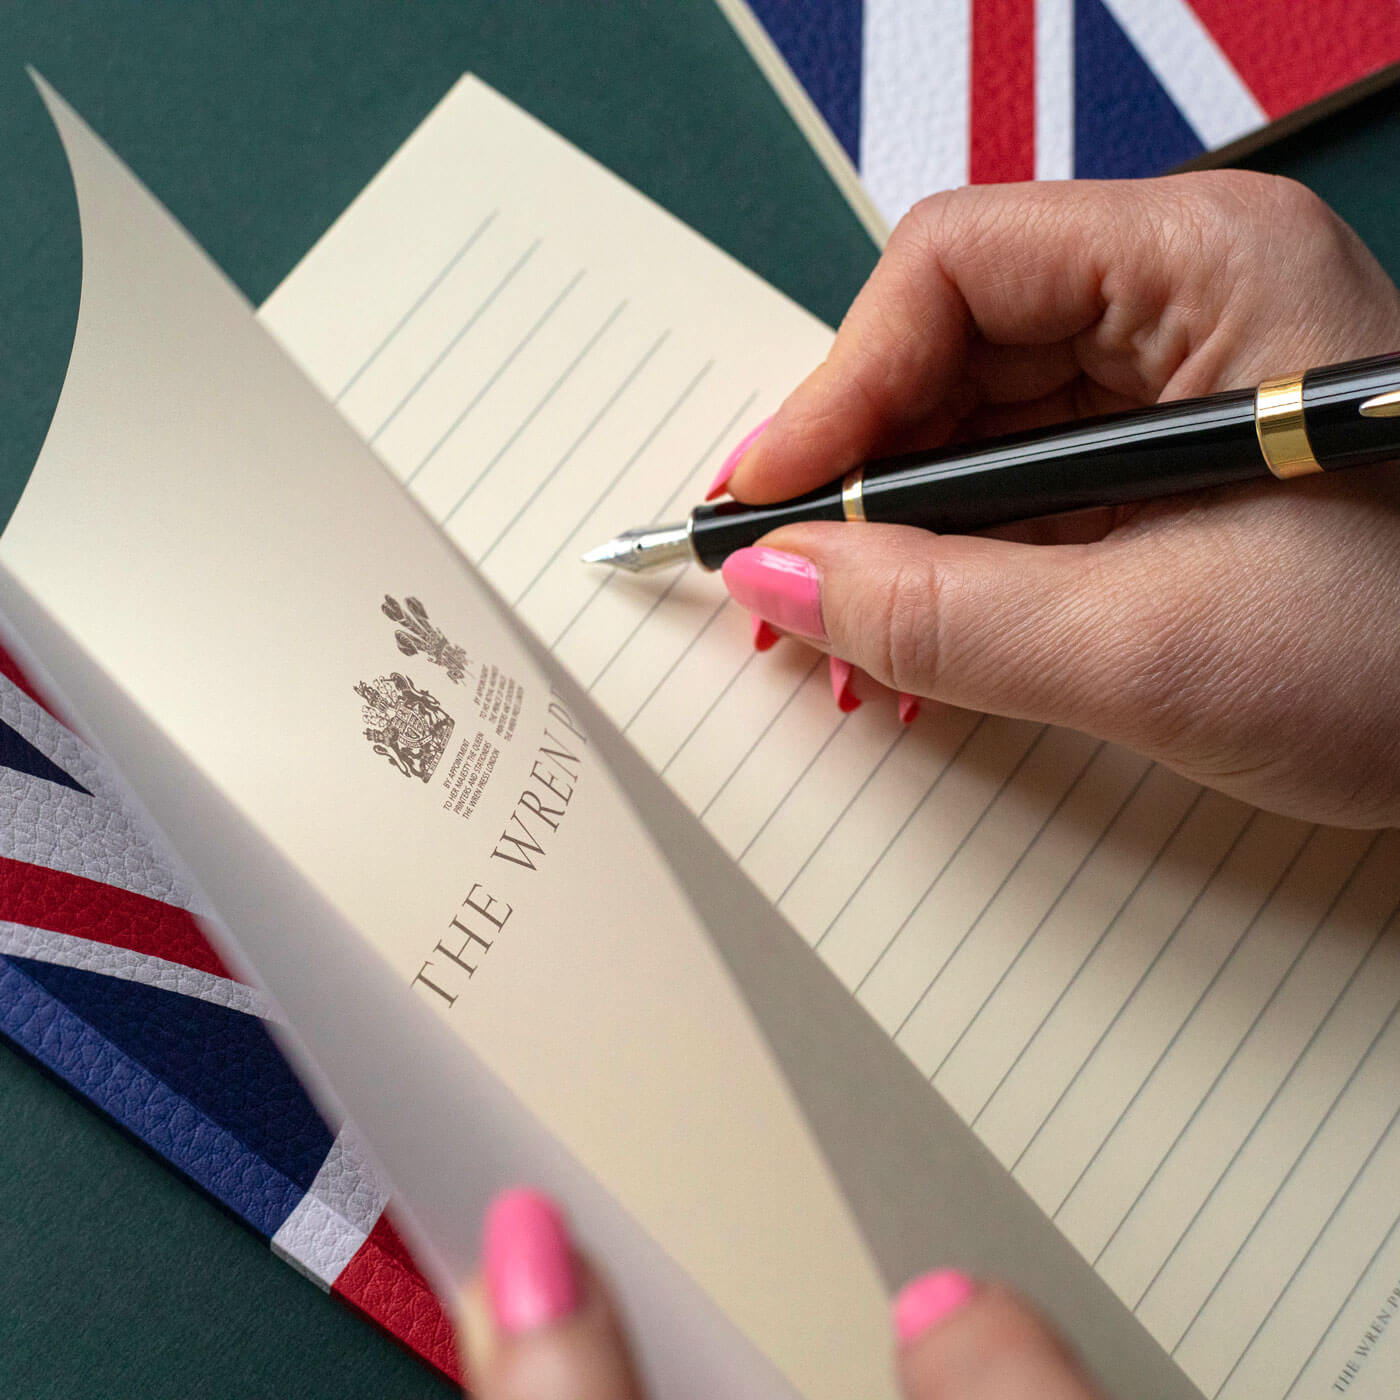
716,173,1400,828
458,1188,1108,1400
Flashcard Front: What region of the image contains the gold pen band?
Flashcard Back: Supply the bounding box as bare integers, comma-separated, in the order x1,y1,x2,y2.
841,467,867,521
1254,373,1322,479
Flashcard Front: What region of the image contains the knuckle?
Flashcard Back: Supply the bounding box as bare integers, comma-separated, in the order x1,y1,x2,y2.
874,559,943,696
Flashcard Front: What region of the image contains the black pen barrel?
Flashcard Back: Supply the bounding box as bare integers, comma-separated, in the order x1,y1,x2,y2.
689,387,1262,570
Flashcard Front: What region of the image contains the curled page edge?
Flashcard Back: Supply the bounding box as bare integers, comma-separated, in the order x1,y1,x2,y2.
0,575,799,1400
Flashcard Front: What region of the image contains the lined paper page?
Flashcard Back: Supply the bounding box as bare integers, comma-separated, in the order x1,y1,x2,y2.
261,77,1400,1398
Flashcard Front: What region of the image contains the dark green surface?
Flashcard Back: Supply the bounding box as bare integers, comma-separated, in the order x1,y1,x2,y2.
0,4,1398,1396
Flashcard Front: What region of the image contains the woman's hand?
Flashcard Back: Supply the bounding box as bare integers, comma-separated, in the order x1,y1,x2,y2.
459,1189,1108,1400
716,173,1400,828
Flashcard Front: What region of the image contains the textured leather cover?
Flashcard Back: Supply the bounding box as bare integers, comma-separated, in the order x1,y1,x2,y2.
738,0,1400,226
0,640,460,1382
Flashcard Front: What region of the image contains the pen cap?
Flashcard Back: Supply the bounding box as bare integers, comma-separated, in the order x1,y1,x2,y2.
1303,351,1400,471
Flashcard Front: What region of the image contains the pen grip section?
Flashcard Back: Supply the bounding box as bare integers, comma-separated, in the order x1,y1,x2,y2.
692,487,845,569
859,388,1261,535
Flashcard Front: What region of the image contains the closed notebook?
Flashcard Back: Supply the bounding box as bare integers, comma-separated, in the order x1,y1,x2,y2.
717,0,1400,239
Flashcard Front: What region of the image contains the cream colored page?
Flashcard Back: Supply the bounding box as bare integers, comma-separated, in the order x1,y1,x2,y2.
1,79,897,1400
262,77,1400,1398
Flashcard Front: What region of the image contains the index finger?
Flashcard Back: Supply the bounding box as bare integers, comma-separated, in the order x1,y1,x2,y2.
729,178,1224,504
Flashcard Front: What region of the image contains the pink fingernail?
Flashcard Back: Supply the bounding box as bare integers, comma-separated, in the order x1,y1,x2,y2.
752,614,780,652
898,692,920,725
893,1270,977,1344
721,547,826,641
705,415,773,500
830,657,861,713
483,1189,580,1336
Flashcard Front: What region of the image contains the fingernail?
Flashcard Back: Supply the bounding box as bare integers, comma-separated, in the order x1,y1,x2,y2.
898,692,920,725
705,415,772,500
752,614,780,652
721,547,826,641
893,1270,977,1344
483,1189,580,1336
830,657,861,713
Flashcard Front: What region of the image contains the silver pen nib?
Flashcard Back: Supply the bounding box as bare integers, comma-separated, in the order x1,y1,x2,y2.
580,519,696,572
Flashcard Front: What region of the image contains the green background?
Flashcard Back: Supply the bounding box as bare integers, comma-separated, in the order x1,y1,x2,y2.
0,5,1396,1395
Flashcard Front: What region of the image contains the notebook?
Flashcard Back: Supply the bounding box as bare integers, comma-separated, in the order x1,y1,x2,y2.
718,0,1400,239
3,74,1398,1398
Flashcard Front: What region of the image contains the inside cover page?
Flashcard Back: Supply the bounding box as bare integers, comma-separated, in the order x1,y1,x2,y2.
261,76,1400,1400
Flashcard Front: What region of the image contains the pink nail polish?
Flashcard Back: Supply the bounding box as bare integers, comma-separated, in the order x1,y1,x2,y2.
483,1189,580,1336
752,614,780,652
893,1270,977,1344
705,415,773,500
898,692,920,725
830,657,861,713
721,547,826,641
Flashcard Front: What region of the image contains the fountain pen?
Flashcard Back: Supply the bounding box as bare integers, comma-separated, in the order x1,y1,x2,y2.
581,350,1400,573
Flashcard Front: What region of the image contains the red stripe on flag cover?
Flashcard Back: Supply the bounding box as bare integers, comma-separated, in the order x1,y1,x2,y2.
970,0,1036,184
0,643,60,720
1184,0,1400,119
0,855,231,980
332,1211,461,1382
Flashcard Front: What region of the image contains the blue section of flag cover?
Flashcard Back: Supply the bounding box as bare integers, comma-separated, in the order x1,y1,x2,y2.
0,956,313,1237
9,957,334,1201
1074,0,1204,177
0,717,88,793
746,0,863,164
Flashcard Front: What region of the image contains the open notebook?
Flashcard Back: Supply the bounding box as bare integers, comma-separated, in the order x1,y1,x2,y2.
4,75,1398,1400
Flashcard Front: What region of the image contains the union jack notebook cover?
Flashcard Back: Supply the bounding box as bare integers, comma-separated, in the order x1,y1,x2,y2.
719,0,1400,239
0,642,460,1381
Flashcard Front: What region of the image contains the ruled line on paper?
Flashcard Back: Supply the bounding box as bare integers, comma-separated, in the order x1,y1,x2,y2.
970,791,1209,1129
425,269,586,496
1047,822,1313,1219
469,301,633,553
812,716,986,953
1281,1202,1400,1399
335,207,499,403
890,740,1105,1040
777,727,909,907
738,701,851,862
1212,1096,1400,1398
1170,989,1400,1357
622,599,729,734
382,237,541,452
698,654,823,819
928,759,1152,1084
1129,896,1399,1314
856,727,1050,999
584,393,757,695
1083,834,1384,1263
1008,812,1263,1177
520,359,715,619
660,646,760,777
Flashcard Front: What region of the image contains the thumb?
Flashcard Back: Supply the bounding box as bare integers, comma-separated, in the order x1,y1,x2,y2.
720,523,1192,756
893,1273,1108,1400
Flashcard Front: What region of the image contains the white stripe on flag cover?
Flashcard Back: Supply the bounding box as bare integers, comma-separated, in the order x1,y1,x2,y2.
0,920,275,1019
0,675,206,910
862,0,971,227
1101,0,1265,147
1035,0,1075,181
272,1126,393,1290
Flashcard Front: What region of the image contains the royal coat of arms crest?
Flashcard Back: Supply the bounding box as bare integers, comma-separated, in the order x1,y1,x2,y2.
356,672,455,782
381,595,471,684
